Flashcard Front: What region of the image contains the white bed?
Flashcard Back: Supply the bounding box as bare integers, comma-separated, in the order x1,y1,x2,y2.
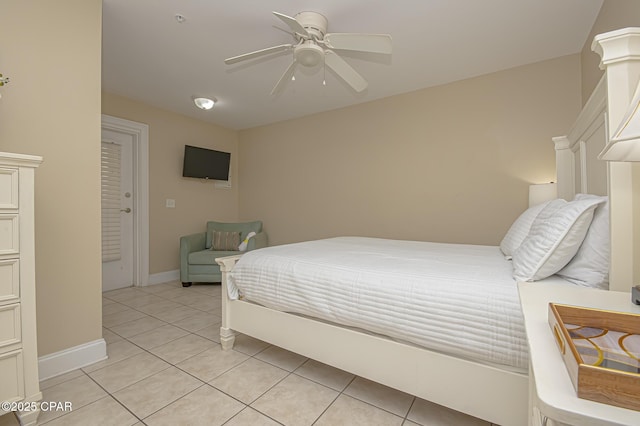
216,28,640,426
217,230,594,426
226,236,570,373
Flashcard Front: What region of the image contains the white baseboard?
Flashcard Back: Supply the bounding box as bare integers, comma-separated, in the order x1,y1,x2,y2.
148,269,179,285
38,338,107,381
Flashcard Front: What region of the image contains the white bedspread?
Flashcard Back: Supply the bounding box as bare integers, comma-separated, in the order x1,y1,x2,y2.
227,237,566,371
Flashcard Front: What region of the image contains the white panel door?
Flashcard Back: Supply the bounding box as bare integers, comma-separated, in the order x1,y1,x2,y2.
101,129,134,291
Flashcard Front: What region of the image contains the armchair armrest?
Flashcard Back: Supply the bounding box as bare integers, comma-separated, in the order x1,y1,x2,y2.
247,231,268,251
181,232,207,253
180,232,206,282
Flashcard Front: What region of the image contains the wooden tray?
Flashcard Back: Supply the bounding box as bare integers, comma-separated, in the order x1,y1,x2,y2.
548,303,640,411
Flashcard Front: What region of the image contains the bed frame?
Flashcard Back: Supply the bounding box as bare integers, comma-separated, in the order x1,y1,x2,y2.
216,28,640,426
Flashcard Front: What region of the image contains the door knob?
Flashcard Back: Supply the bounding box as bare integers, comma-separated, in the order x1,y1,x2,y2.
120,208,132,213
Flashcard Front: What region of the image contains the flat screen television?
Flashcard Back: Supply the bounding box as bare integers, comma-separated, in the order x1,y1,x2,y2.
182,145,230,180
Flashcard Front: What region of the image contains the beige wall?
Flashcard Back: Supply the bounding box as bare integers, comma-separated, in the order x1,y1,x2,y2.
581,0,640,104
102,93,240,274
0,1,102,355
238,55,582,247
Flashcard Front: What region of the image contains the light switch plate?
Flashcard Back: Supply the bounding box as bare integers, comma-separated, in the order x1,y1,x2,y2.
166,199,175,208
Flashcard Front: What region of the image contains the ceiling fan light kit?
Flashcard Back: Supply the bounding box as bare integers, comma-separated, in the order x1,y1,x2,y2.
295,41,324,67
224,11,392,95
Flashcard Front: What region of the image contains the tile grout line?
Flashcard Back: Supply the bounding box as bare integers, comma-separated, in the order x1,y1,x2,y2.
308,375,349,426
101,283,427,426
101,287,263,423
38,371,145,425
101,338,227,423
37,284,224,424
89,303,216,418
404,396,418,425
113,323,282,424
108,284,375,426
83,373,147,425
134,303,321,426
127,382,214,424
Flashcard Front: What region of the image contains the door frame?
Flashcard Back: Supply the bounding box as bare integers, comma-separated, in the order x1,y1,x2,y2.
101,114,149,287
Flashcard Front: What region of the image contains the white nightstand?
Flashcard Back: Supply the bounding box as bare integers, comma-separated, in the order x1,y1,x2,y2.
519,281,640,426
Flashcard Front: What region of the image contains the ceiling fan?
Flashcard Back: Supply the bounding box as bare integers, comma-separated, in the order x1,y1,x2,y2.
224,11,392,95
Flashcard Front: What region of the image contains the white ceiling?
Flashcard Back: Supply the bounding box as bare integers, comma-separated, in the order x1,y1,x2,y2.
102,0,603,130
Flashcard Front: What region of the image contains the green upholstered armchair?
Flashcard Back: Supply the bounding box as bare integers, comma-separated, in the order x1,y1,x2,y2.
180,220,267,287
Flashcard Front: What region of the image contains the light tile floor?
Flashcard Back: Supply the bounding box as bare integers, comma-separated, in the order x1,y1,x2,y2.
0,281,496,426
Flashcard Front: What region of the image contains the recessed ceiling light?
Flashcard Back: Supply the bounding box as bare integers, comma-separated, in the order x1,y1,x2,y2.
193,97,216,110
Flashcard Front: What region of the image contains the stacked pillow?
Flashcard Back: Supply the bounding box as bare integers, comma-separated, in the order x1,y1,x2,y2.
557,194,610,289
499,200,552,260
500,196,607,285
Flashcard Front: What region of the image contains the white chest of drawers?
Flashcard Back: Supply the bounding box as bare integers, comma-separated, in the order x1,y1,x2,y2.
0,152,42,426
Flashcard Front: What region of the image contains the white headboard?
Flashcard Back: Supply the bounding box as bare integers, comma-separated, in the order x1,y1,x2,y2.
554,76,608,201
554,27,640,293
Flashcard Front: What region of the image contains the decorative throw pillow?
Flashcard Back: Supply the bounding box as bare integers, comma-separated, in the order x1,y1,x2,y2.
210,230,241,251
512,197,604,282
557,194,610,289
500,200,552,260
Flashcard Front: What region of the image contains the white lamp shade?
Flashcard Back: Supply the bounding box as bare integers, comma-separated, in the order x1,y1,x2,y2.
529,182,557,207
599,80,640,161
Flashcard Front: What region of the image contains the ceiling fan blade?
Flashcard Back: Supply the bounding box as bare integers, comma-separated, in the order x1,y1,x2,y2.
324,51,367,92
271,61,297,95
324,33,392,54
273,12,309,38
225,44,293,65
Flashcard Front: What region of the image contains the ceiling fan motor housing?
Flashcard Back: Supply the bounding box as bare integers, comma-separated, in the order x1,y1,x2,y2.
294,11,328,40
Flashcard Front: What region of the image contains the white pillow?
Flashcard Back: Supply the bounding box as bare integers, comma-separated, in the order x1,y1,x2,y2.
512,198,604,281
557,194,609,289
500,200,551,260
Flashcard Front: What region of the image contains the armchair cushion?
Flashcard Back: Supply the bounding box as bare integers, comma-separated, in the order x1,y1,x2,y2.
189,249,240,265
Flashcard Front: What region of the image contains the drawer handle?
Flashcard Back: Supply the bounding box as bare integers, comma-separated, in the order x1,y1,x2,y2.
553,324,565,355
